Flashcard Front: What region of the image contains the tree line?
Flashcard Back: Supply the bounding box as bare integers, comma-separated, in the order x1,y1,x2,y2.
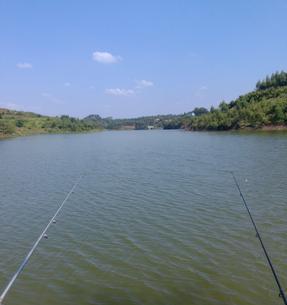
1,70,287,137
256,71,287,91
165,71,287,131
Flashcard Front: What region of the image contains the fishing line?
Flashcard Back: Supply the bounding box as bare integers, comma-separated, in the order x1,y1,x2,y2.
0,175,83,305
231,171,287,305
2,168,286,304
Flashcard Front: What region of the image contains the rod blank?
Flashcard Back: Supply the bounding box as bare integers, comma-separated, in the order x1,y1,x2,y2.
231,171,287,305
0,175,83,304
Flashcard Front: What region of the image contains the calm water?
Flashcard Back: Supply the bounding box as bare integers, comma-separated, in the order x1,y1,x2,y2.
0,130,286,305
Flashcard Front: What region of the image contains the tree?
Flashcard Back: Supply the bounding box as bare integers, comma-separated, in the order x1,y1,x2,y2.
16,120,24,127
0,120,16,134
219,101,229,112
270,104,285,124
192,107,209,116
256,71,287,90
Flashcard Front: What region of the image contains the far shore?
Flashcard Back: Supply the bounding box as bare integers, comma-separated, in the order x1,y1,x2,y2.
1,125,287,141
0,128,103,141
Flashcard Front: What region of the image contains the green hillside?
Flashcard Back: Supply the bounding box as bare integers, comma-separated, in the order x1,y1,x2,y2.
0,109,101,138
1,71,287,139
83,113,183,130
179,71,287,131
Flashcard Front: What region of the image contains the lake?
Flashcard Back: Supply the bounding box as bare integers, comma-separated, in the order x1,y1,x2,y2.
0,130,286,305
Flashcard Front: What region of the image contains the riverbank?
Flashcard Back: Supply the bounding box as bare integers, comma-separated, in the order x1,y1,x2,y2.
184,125,287,132
1,71,287,137
0,108,103,140
2,124,287,141
0,128,103,140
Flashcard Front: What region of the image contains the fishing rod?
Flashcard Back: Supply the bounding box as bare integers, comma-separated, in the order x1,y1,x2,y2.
0,175,83,305
231,171,287,305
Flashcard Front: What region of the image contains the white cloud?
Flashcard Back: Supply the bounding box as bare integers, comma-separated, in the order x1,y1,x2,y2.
92,51,121,64
0,102,24,110
17,62,33,69
135,79,154,89
64,82,71,87
41,92,64,104
105,79,153,97
105,88,134,96
194,86,208,99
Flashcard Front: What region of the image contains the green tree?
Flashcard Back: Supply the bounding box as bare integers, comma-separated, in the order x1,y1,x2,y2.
192,107,209,116
270,104,285,124
0,120,16,134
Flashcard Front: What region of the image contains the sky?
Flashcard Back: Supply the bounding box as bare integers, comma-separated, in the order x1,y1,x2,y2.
0,0,287,118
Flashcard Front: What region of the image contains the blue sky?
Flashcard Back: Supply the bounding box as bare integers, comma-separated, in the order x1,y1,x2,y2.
1,0,287,118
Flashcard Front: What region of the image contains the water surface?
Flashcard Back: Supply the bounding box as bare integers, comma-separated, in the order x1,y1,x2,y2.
0,130,286,305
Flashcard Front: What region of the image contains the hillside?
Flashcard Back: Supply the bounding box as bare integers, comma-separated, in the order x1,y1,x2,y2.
83,113,184,130
177,71,287,131
1,71,287,138
0,109,101,138
0,108,181,138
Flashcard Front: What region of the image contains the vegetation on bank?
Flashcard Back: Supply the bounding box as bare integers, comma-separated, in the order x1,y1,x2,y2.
0,110,102,138
165,71,287,131
1,71,287,138
83,114,183,130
